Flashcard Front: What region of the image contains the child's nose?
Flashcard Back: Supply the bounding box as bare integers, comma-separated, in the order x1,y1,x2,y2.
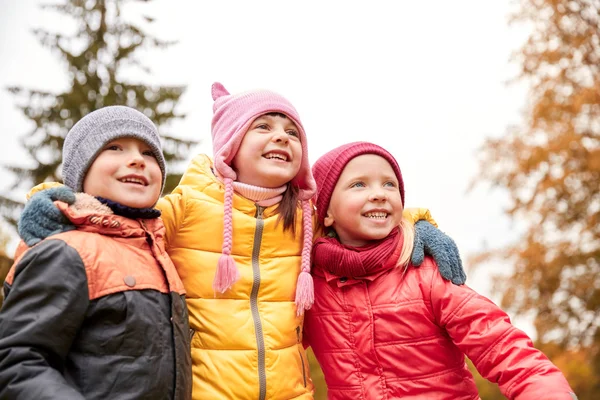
272,128,289,144
369,190,387,202
128,152,146,168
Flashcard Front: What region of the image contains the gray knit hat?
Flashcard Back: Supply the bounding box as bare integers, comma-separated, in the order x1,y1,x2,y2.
62,106,166,193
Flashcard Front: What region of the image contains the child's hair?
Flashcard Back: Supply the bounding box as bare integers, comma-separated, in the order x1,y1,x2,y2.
398,217,415,268
62,105,166,194
278,183,300,232
312,141,413,266
208,82,317,315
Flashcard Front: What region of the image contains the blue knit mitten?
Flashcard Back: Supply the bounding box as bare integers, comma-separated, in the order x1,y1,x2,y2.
18,186,76,246
411,220,466,285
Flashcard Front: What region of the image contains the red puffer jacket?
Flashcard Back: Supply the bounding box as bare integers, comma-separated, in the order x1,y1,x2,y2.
304,255,575,400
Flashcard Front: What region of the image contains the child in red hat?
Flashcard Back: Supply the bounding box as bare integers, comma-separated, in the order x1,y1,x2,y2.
304,141,576,400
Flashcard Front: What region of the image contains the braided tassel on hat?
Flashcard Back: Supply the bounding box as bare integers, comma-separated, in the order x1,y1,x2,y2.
295,200,315,316
213,178,240,293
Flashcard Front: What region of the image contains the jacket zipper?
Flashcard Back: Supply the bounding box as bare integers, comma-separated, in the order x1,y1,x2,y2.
251,205,267,400
296,326,307,387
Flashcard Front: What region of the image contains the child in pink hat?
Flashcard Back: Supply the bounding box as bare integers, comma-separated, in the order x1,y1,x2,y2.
17,83,465,399
304,141,576,400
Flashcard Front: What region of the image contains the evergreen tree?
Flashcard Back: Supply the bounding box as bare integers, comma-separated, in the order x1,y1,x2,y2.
0,0,197,227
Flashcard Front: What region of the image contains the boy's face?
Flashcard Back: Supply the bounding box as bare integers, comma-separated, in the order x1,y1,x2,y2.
83,137,162,208
324,154,403,247
231,113,302,188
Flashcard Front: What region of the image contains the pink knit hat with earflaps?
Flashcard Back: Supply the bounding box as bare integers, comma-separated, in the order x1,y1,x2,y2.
210,82,317,315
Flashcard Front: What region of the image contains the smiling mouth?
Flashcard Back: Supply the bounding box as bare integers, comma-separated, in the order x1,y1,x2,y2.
263,152,289,162
119,177,148,186
363,212,388,219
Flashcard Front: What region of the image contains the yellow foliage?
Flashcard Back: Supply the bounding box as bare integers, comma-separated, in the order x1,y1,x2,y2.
472,0,600,397
467,358,506,400
543,344,599,399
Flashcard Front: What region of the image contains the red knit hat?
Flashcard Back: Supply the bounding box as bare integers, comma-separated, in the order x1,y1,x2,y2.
312,141,405,225
210,82,316,315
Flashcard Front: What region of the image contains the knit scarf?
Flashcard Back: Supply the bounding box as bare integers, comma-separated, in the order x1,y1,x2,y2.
95,196,162,219
312,227,402,278
232,181,287,207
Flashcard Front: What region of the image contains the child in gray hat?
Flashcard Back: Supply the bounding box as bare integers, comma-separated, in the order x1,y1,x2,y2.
0,106,192,400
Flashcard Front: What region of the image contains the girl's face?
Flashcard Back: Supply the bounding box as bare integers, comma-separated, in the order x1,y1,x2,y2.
324,154,403,247
232,113,302,188
83,137,162,208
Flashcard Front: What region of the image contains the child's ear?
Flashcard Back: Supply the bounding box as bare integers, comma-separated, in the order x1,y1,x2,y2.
324,210,334,227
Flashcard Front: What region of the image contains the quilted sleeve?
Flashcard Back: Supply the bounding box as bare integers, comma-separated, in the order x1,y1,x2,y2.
429,260,576,399
157,190,186,251
0,239,89,400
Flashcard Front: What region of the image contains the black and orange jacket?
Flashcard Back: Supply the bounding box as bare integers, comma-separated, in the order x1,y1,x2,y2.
0,195,192,400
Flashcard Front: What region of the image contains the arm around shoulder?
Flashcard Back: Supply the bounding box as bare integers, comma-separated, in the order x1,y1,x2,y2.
156,190,186,250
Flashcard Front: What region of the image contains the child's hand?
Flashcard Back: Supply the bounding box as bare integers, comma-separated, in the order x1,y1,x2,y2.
18,186,76,246
411,221,466,285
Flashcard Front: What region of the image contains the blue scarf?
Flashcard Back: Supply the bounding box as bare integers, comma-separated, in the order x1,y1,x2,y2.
95,196,161,220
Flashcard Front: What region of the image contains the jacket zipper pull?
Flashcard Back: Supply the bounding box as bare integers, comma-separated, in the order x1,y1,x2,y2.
255,205,265,219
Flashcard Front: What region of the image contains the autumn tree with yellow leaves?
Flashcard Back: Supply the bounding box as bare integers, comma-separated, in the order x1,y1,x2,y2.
473,0,599,398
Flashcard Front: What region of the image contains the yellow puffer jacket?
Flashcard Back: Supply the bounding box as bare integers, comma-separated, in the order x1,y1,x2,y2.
158,154,314,400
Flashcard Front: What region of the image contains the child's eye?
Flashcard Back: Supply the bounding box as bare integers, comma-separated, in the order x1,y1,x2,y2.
350,182,365,188
255,123,269,130
286,130,299,138
142,150,154,156
105,144,121,151
384,181,397,188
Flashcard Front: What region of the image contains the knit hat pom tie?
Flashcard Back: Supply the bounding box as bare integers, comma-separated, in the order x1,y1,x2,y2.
214,254,240,294
295,200,315,316
213,177,240,294
295,271,314,316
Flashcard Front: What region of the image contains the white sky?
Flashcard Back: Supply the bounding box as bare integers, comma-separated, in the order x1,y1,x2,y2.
0,0,535,335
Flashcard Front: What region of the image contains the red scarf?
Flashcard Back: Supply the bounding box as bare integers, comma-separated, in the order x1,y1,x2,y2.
312,227,402,278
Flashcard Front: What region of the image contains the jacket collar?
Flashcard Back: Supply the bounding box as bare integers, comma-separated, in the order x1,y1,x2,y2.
56,193,164,238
